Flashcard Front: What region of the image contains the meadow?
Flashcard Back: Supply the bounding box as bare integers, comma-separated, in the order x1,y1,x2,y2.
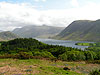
0,59,100,75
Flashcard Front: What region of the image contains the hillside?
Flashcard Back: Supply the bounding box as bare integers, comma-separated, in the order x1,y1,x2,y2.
56,19,100,41
12,25,65,38
0,31,19,41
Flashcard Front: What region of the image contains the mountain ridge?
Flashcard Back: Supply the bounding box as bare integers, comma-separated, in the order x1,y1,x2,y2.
0,31,19,41
55,19,100,42
12,25,65,38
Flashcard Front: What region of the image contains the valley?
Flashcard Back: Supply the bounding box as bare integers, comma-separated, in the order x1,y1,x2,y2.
0,0,100,75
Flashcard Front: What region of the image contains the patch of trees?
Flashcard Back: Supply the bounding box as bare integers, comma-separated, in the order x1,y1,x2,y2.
0,38,99,61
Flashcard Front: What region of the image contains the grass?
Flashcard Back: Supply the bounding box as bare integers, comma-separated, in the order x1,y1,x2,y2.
0,59,99,75
75,42,96,46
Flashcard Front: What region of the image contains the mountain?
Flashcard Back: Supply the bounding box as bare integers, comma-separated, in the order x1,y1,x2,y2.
0,30,3,32
0,31,19,41
55,19,100,41
12,25,65,38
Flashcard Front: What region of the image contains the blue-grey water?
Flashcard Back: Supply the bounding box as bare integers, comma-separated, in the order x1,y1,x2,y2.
36,38,94,50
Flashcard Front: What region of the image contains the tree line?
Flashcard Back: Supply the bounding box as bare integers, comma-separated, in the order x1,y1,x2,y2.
0,38,99,61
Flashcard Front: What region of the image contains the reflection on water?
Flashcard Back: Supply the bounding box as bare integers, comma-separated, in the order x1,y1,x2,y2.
36,38,94,50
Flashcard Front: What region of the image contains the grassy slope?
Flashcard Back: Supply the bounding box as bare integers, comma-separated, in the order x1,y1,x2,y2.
75,43,95,46
0,59,100,75
55,20,100,42
12,25,65,38
0,31,19,41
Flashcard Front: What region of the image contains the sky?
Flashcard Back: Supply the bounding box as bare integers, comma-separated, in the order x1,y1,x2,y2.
0,0,100,30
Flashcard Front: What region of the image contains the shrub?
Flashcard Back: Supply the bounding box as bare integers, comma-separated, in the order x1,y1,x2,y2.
86,60,100,64
67,51,85,61
84,51,97,60
33,51,54,58
17,52,33,59
58,53,68,61
89,69,100,75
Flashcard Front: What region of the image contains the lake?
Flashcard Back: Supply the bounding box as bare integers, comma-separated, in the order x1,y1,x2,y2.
36,38,94,50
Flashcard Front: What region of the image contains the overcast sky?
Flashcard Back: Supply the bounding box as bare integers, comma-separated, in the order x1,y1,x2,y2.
0,0,100,31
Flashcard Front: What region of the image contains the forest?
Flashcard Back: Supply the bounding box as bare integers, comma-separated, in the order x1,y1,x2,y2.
0,38,99,62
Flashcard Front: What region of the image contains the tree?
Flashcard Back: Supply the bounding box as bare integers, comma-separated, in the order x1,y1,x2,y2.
84,51,96,60
17,52,33,59
67,51,85,61
58,52,68,61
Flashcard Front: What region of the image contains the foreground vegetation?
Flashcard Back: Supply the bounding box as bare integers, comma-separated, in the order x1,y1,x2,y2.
0,38,99,61
0,38,99,74
89,69,100,75
76,42,100,60
0,59,99,75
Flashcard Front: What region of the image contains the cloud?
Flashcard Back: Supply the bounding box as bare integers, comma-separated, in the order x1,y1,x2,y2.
0,2,42,30
0,1,100,31
34,0,46,2
42,0,46,2
34,0,39,2
70,0,79,7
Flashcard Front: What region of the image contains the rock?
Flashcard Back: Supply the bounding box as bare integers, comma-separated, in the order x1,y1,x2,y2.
63,67,70,71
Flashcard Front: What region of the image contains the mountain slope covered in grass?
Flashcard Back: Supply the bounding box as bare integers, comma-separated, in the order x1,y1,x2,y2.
0,31,19,41
56,19,100,41
12,25,65,38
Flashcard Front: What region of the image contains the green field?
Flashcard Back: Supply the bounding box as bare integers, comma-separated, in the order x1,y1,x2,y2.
75,43,96,46
0,59,100,75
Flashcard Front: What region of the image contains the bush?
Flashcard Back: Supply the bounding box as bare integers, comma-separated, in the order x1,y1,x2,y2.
86,60,100,64
84,51,97,60
89,69,100,75
67,51,85,61
17,52,33,59
33,51,54,58
58,52,68,61
96,52,100,60
0,54,16,59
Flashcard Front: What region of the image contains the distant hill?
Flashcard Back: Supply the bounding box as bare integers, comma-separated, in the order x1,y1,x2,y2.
0,30,3,32
12,25,65,38
55,19,100,42
0,31,19,41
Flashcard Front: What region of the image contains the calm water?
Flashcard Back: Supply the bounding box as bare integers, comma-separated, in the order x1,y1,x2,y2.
36,38,94,50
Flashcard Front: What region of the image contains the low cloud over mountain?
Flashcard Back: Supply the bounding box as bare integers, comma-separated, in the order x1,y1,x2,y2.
0,1,100,30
